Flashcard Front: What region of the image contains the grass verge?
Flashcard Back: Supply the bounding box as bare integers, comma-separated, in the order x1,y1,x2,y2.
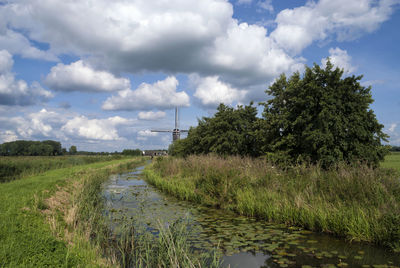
144,155,400,251
0,157,144,267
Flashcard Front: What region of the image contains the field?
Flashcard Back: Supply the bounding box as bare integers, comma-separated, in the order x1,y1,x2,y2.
381,152,400,172
0,155,126,183
144,155,400,251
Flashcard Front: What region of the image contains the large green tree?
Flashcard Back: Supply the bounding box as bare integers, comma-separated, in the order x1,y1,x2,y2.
169,103,262,157
261,60,388,167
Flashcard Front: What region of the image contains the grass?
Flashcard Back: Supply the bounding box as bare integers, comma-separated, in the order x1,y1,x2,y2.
0,155,128,183
144,155,400,251
0,157,145,267
381,152,400,172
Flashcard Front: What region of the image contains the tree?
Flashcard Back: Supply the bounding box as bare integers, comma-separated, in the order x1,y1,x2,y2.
261,60,388,167
169,103,263,157
69,145,77,155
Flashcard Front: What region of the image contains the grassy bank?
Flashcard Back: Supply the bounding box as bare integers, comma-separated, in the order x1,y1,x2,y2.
0,155,128,183
0,157,145,267
144,155,400,250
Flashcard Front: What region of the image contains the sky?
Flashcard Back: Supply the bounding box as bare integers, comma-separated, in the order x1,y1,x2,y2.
0,0,400,152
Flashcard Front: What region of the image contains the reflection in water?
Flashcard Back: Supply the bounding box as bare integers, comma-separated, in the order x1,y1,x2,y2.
102,165,400,268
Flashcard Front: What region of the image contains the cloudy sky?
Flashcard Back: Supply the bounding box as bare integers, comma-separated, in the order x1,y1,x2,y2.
0,0,399,151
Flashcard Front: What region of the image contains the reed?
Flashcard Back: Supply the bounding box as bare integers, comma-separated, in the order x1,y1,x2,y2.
144,155,400,251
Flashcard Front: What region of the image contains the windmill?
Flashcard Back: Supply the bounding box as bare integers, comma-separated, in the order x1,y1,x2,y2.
151,107,188,142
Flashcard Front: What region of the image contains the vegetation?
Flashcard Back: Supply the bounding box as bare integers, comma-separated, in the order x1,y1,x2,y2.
381,152,400,172
170,103,262,157
0,155,126,183
0,156,219,267
122,148,143,156
170,61,388,168
0,140,63,156
0,158,140,267
144,156,400,250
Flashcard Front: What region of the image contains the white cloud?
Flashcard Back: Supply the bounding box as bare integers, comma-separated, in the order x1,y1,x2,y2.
258,0,274,13
0,49,53,106
389,123,397,133
192,75,247,108
138,111,166,121
322,47,356,74
0,130,18,143
0,0,398,107
45,60,130,92
138,130,158,137
0,29,58,61
62,116,130,141
102,76,190,111
271,0,399,54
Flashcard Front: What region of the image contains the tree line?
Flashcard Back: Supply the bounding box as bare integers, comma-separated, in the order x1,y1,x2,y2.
0,140,143,156
170,61,389,168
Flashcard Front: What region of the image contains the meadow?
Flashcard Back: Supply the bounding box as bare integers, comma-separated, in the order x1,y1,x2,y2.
381,151,400,172
144,154,400,251
0,155,126,183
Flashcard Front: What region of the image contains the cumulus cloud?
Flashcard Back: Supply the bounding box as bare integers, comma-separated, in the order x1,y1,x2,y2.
0,109,62,140
192,75,247,108
0,50,53,106
62,116,130,141
322,47,356,74
271,0,398,54
0,29,58,61
0,130,18,143
0,0,397,106
45,60,130,92
138,111,166,121
102,76,190,111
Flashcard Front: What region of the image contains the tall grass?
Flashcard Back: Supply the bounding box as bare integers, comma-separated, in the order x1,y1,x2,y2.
145,155,400,250
0,155,127,183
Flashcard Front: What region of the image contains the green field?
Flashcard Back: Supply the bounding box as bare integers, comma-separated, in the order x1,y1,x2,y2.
381,152,400,172
0,157,145,267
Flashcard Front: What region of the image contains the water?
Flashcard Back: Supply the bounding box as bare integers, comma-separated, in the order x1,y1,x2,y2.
102,165,400,268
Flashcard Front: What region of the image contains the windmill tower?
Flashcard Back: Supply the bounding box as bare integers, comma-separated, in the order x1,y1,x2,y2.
151,107,188,142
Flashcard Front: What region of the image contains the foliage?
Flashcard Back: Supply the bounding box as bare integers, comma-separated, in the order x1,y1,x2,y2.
169,103,263,157
122,148,143,156
0,140,63,156
145,155,400,250
260,60,388,167
69,145,77,155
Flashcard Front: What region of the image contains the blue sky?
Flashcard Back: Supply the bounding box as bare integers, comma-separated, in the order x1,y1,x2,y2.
0,0,399,151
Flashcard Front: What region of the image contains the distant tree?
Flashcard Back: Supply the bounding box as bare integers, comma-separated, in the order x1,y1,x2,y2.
169,103,263,157
122,149,142,156
42,140,62,155
69,145,77,155
260,60,388,167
